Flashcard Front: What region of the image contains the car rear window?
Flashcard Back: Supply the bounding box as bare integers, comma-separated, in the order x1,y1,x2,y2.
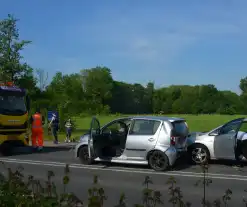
172,121,189,137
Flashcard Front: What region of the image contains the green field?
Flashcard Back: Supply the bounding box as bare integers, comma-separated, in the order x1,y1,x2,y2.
47,114,246,142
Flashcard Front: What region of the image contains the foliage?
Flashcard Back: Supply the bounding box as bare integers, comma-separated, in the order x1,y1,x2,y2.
29,70,247,118
0,14,36,88
0,161,245,206
27,68,247,117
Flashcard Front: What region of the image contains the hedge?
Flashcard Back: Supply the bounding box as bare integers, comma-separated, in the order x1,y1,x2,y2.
0,161,244,207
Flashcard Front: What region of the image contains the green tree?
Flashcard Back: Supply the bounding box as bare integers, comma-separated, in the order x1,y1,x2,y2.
0,14,33,82
239,77,247,114
240,77,247,94
80,66,113,113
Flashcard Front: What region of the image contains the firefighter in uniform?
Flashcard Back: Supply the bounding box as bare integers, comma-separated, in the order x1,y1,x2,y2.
30,108,44,151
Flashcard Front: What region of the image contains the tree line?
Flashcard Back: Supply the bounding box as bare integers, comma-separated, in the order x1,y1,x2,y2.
1,14,247,118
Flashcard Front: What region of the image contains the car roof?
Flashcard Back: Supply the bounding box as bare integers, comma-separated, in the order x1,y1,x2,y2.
117,116,185,122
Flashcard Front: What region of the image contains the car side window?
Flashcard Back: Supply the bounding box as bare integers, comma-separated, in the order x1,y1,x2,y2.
102,121,128,134
220,121,241,135
239,122,247,132
129,119,161,135
102,122,119,133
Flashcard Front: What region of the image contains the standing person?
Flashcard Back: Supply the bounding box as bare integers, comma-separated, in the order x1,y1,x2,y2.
30,108,45,151
65,118,72,143
234,130,247,168
49,113,59,144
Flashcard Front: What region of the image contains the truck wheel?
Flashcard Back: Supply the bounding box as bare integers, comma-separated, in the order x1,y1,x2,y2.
78,146,94,165
0,143,13,156
148,151,169,171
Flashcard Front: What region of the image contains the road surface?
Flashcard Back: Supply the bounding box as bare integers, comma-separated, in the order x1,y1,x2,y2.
0,144,247,206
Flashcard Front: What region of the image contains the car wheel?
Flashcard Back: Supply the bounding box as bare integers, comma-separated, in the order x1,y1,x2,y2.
148,151,169,171
189,144,210,165
78,146,94,165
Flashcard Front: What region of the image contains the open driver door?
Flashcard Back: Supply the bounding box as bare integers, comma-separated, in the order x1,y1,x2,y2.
88,116,101,160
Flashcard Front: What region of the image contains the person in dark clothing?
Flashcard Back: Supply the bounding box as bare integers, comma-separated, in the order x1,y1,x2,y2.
49,113,59,144
234,131,247,168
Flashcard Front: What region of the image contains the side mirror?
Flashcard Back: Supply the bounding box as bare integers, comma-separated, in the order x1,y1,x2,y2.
209,129,220,136
209,132,219,136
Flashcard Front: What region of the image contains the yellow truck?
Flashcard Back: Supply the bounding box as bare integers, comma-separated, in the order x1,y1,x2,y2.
0,82,30,155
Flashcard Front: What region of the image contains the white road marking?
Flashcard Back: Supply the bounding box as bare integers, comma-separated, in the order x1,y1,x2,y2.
0,157,246,181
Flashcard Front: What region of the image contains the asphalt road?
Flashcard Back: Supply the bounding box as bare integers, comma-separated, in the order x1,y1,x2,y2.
1,145,247,206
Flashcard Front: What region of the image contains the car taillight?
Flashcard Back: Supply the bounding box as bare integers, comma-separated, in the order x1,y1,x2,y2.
170,136,176,146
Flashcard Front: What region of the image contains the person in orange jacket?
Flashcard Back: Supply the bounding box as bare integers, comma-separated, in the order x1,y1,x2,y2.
30,108,45,151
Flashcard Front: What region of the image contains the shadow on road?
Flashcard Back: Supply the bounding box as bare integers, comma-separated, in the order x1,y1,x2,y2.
98,155,192,171
1,145,74,157
97,156,247,173
209,159,247,173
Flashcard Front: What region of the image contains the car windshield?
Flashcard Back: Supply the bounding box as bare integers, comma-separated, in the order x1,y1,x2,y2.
172,121,189,137
0,94,27,114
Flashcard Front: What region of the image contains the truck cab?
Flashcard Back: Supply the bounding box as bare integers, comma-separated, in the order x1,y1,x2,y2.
0,82,30,154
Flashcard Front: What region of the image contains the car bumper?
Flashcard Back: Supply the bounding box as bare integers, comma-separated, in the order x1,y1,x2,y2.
0,132,29,146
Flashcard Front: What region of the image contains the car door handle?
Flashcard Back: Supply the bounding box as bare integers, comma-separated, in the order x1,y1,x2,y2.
148,138,155,142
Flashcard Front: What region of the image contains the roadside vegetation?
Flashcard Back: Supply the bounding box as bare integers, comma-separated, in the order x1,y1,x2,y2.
0,161,245,207
1,14,247,206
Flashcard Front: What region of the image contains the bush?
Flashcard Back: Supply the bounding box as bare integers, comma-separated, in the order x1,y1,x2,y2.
0,161,244,207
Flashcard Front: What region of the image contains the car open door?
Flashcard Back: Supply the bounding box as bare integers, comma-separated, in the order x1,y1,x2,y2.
88,116,100,159
239,118,247,159
214,118,245,159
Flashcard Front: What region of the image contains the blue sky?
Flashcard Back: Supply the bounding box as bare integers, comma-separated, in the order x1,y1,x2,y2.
1,0,247,93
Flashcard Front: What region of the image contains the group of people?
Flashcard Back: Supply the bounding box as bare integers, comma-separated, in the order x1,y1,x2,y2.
30,109,73,151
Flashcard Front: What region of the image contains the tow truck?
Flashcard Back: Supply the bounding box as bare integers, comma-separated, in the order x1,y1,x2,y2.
0,81,30,155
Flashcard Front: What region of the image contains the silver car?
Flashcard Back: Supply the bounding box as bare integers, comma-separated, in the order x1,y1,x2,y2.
187,117,247,164
75,116,189,171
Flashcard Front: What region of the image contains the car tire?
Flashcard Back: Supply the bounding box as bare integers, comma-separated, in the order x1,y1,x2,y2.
148,150,169,171
78,146,94,165
188,144,210,165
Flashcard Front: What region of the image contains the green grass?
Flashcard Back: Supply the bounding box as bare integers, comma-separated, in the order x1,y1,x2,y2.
44,114,246,141
74,114,245,131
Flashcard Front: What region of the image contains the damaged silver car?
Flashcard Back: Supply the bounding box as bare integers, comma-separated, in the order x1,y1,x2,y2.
75,116,189,171
187,117,247,164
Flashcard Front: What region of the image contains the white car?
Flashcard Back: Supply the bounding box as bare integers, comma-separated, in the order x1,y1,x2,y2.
187,117,247,164
75,116,189,171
